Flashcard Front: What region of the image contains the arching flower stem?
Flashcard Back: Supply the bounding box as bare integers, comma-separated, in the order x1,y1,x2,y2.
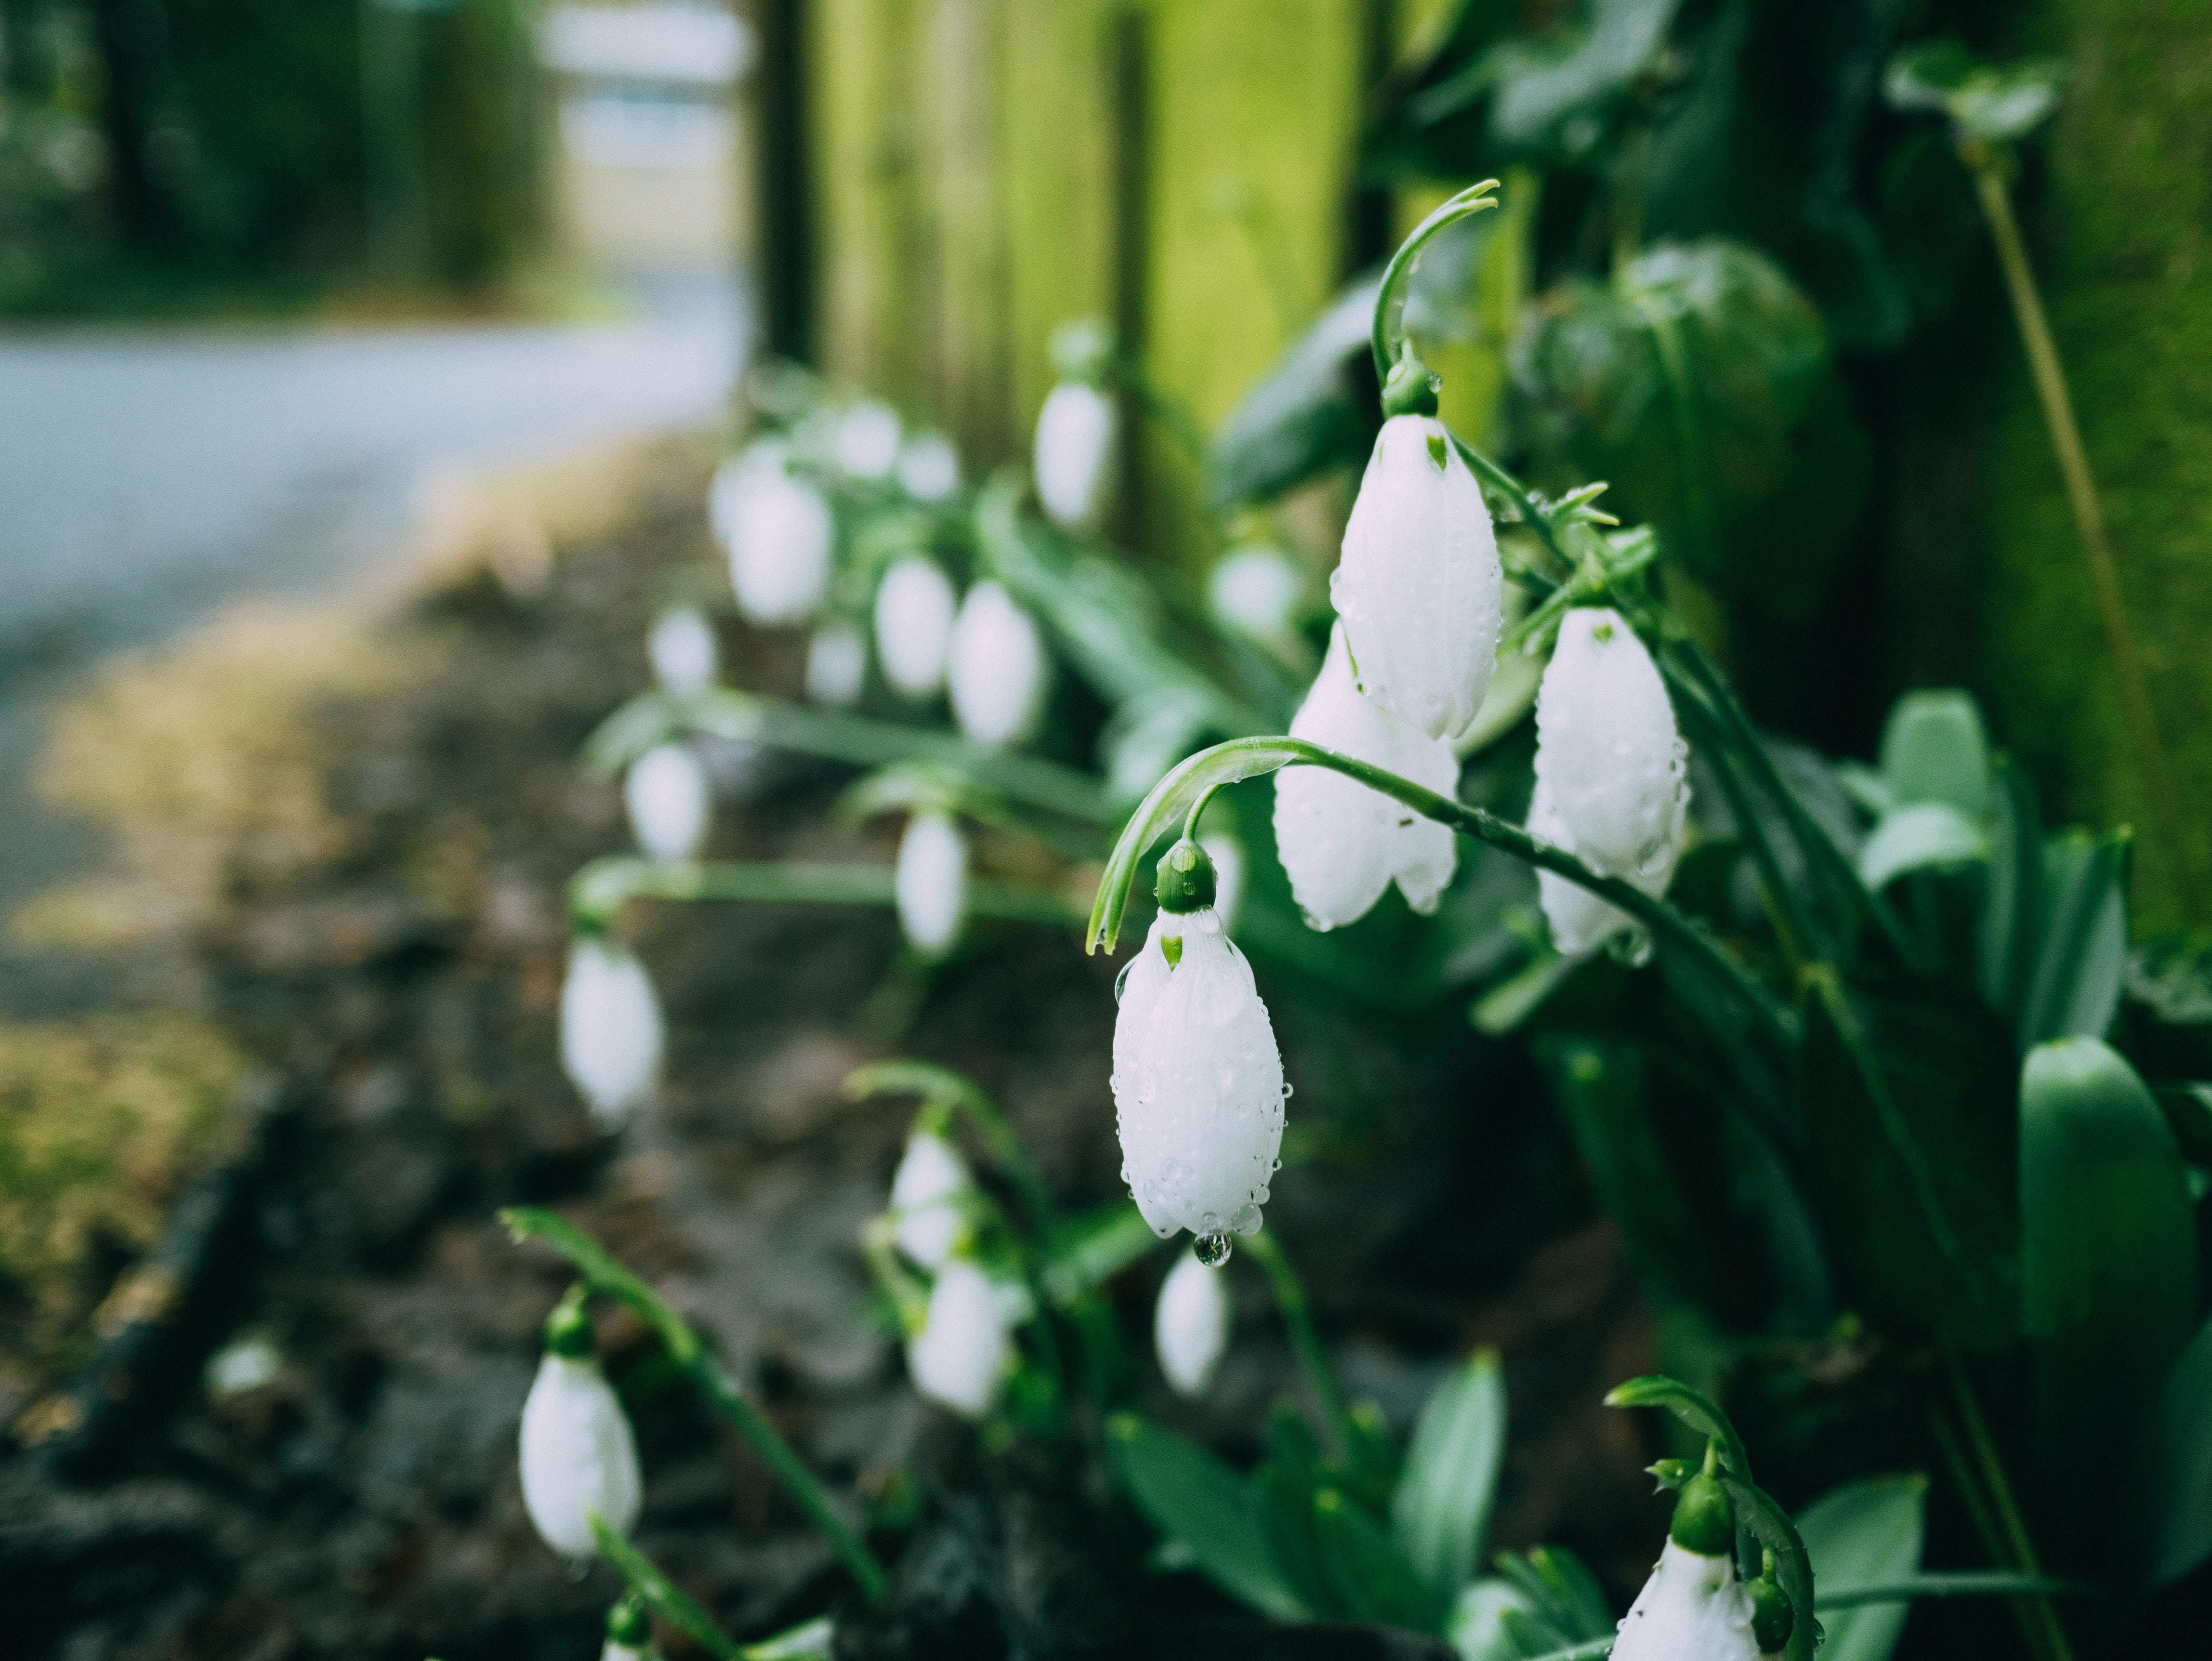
1240,1231,1355,1462
503,1208,891,1603
847,1060,1060,1241
1370,180,1502,386
589,1516,835,1660
567,856,1084,936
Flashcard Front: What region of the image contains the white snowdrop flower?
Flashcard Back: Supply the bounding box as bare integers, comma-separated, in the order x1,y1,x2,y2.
898,431,961,502
559,936,663,1129
1273,621,1459,931
1111,842,1286,1244
1034,382,1118,533
891,1128,970,1269
716,462,834,626
895,810,968,959
1209,543,1304,644
519,1308,642,1561
646,606,718,696
805,620,868,707
1612,1540,1762,1661
1331,413,1503,740
1154,1248,1232,1397
836,398,903,480
623,743,710,862
906,1259,1015,1418
874,556,957,700
948,580,1049,749
1527,608,1689,957
1199,830,1245,933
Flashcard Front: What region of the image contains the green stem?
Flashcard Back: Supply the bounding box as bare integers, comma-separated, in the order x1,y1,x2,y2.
568,856,1085,934
1939,1352,2078,1661
1370,178,1502,384
847,1060,1060,1240
1242,1231,1354,1461
505,1209,891,1602
1970,157,2199,919
590,1515,751,1660
1816,1573,2092,1610
1445,431,1574,576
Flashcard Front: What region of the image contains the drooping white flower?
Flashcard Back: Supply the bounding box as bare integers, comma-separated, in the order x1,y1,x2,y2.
647,606,718,696
1199,830,1245,933
1331,414,1503,740
1154,1249,1232,1397
624,743,710,862
948,580,1049,749
1273,621,1459,931
895,810,967,959
1111,901,1285,1241
891,1128,969,1269
716,462,834,626
897,432,961,503
906,1259,1015,1418
806,620,868,707
519,1350,642,1560
1527,608,1689,957
559,936,663,1129
1034,382,1118,533
836,399,903,481
1209,542,1304,644
874,556,957,699
1611,1539,1763,1661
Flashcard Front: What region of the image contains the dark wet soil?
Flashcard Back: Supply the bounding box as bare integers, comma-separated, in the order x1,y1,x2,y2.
0,450,1663,1660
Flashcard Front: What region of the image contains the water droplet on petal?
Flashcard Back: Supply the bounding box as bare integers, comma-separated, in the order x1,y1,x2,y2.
1192,1231,1233,1268
1114,956,1136,1004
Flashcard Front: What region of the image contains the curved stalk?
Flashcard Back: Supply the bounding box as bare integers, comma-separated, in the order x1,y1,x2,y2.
847,1060,1060,1239
1370,179,1502,384
568,855,1085,934
1242,1232,1354,1462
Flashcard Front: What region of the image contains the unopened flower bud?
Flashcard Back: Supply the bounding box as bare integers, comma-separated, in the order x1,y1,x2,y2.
948,580,1049,749
519,1299,642,1561
560,936,663,1129
624,743,710,862
603,1595,654,1661
891,1128,970,1269
895,810,968,959
1274,621,1459,931
647,606,718,696
1208,543,1304,646
874,556,957,700
1154,1248,1232,1397
1331,413,1502,740
1034,382,1118,533
906,1259,1015,1418
836,399,902,481
716,462,833,626
1611,1448,1757,1661
806,620,868,707
897,432,961,503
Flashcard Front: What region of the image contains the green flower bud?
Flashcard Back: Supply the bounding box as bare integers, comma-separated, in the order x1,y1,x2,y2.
1668,1443,1736,1557
1380,341,1440,420
1155,837,1218,915
1748,1550,1794,1655
544,1285,596,1359
606,1595,652,1648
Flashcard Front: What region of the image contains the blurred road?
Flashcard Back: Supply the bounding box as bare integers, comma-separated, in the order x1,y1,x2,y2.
0,273,744,956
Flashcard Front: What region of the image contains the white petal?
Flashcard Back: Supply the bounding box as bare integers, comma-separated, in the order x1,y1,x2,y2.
624,743,710,862
1208,543,1304,643
874,558,957,699
897,432,961,502
836,399,902,480
805,620,869,707
1611,1540,1761,1661
719,464,833,626
1154,1251,1232,1397
907,1260,1014,1418
891,1130,969,1269
647,606,718,696
948,580,1049,749
560,938,663,1129
519,1354,642,1560
895,812,967,959
1332,414,1502,740
1034,382,1117,532
1274,622,1460,931
1114,909,1285,1239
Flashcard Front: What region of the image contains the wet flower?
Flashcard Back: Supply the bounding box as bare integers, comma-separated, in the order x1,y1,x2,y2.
1273,621,1458,931
805,620,869,707
890,1127,970,1269
1527,608,1688,957
948,580,1049,749
897,432,961,503
1611,1460,1763,1661
874,556,958,700
896,810,968,959
647,606,718,696
559,936,663,1129
1034,381,1117,533
1154,1248,1232,1397
624,742,710,862
1331,413,1502,740
906,1259,1016,1418
1111,841,1285,1243
836,398,902,481
715,461,833,626
519,1297,642,1561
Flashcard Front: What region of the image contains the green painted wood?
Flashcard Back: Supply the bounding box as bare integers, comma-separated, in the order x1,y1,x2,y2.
918,0,1014,462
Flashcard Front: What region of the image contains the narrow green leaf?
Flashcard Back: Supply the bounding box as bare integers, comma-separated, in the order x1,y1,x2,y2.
1259,1460,1345,1619
1392,1349,1508,1599
2019,830,2130,1047
1037,1203,1161,1305
1877,690,1990,818
1857,803,1987,890
1106,1413,1307,1620
1314,1487,1448,1631
2140,1314,2212,1588
1446,1578,1546,1661
1795,1476,1927,1661
1976,758,2042,1019
1603,1374,1753,1485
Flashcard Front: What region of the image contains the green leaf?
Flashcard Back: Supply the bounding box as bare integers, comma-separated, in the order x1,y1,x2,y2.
1976,759,2043,1020
1392,1350,1508,1599
1883,43,2068,146
2021,1039,2198,1517
1603,1375,1752,1483
1800,971,2019,1347
1106,1413,1307,1620
1314,1487,1449,1631
1856,803,1987,890
1494,1546,1616,1642
1487,0,1683,154
1877,690,1990,818
2018,830,2130,1047
1208,277,1381,508
1795,1476,1927,1661
1447,1578,1547,1661
1037,1203,1160,1305
2140,1314,2212,1588
1721,1479,1819,1661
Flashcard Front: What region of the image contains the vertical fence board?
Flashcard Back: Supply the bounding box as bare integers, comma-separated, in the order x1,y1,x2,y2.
919,0,1013,461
